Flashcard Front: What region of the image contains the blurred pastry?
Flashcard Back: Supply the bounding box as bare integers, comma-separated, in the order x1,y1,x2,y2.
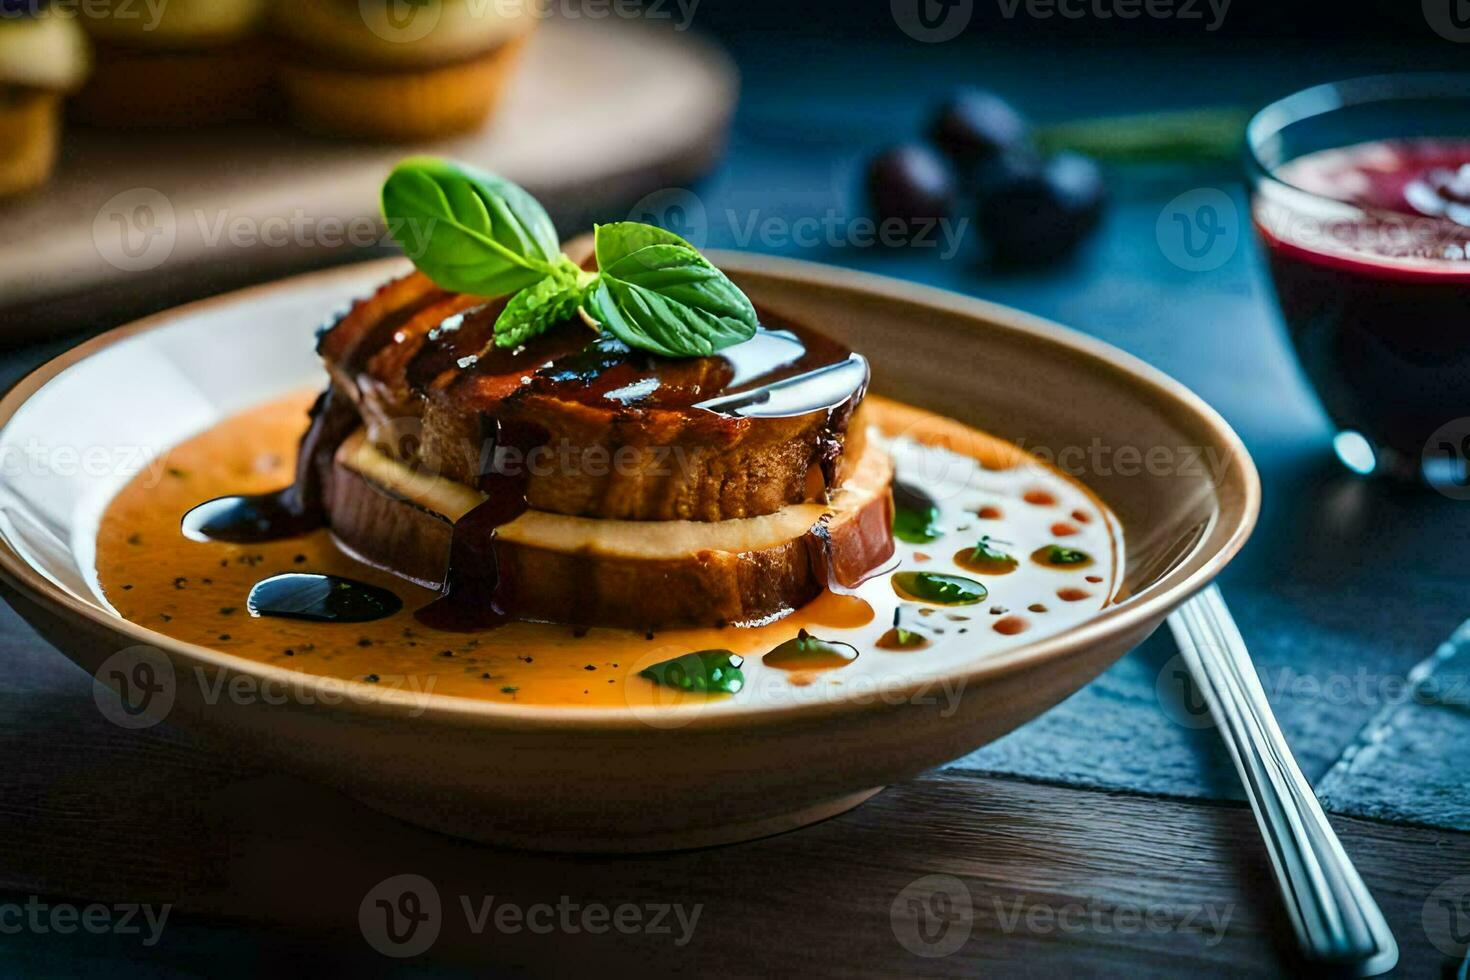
273,0,538,141
71,0,272,127
0,4,90,196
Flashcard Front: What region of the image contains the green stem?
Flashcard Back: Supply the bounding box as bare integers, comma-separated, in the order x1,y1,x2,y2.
1035,107,1252,164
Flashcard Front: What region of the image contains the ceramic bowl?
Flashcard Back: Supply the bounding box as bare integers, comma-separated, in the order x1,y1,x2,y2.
0,255,1258,851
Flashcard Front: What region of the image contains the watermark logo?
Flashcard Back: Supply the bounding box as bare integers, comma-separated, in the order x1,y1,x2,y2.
626,188,711,249
1013,437,1237,483
1424,418,1470,499
1156,659,1470,728
626,189,969,258
92,645,176,730
360,874,443,958
92,647,439,729
995,0,1230,31
1157,188,1238,272
0,0,168,30
92,190,441,273
358,876,703,957
361,0,442,43
1424,874,1470,958
1424,0,1470,42
1154,652,1215,729
0,897,170,946
892,0,974,41
93,188,176,273
891,874,974,957
990,894,1234,944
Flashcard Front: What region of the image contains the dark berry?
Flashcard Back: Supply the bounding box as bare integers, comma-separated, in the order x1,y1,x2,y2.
867,144,956,226
976,152,1105,264
929,90,1029,171
971,148,1045,200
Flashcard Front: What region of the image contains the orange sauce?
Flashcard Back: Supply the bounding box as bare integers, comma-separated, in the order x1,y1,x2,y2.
95,391,1122,709
993,616,1029,636
952,547,1018,577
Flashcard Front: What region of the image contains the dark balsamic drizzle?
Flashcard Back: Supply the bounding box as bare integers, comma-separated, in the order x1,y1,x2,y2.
181,388,358,545
406,309,872,631
892,480,939,517
412,421,541,632
187,266,880,633
247,573,402,623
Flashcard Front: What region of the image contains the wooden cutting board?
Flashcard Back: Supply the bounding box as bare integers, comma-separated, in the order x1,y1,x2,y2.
0,17,736,336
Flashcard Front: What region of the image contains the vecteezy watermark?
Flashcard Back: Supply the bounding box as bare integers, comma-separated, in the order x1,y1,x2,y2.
368,420,702,487
92,189,441,274
359,874,703,958
891,875,974,957
1423,874,1470,958
1423,418,1470,500
92,645,440,731
0,437,174,486
1263,664,1470,711
989,894,1235,946
890,877,1235,957
93,646,177,731
1011,436,1238,483
1253,198,1470,267
361,875,442,959
1156,188,1239,272
994,0,1230,31
626,188,971,260
0,0,169,30
1154,655,1470,730
892,0,1228,41
891,0,975,43
1423,0,1470,43
358,0,699,44
1155,652,1215,730
93,188,177,274
0,897,171,946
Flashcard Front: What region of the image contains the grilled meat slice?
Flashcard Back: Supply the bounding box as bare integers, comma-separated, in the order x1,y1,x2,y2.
317,270,867,522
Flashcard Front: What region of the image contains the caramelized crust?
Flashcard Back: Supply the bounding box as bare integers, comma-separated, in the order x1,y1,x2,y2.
318,271,865,522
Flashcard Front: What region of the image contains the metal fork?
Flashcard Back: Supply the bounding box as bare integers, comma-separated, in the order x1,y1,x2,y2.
1167,585,1399,975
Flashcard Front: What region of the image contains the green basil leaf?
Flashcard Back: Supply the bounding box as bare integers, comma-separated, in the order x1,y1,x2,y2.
381,157,560,297
892,571,988,606
639,650,745,694
494,262,587,349
1039,545,1092,566
594,221,698,269
583,243,757,357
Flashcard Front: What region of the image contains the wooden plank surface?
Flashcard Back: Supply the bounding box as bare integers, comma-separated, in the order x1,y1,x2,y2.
0,15,735,339
0,592,1463,974
0,680,1464,978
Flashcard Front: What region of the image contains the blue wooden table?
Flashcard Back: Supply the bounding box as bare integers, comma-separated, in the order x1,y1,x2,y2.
697,27,1470,829
1,20,1467,978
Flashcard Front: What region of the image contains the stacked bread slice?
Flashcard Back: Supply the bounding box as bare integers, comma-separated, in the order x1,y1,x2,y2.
315,270,896,630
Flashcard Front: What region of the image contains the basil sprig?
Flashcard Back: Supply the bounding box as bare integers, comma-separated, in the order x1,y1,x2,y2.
382,158,757,357
585,223,758,358
640,650,745,695
381,156,561,297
